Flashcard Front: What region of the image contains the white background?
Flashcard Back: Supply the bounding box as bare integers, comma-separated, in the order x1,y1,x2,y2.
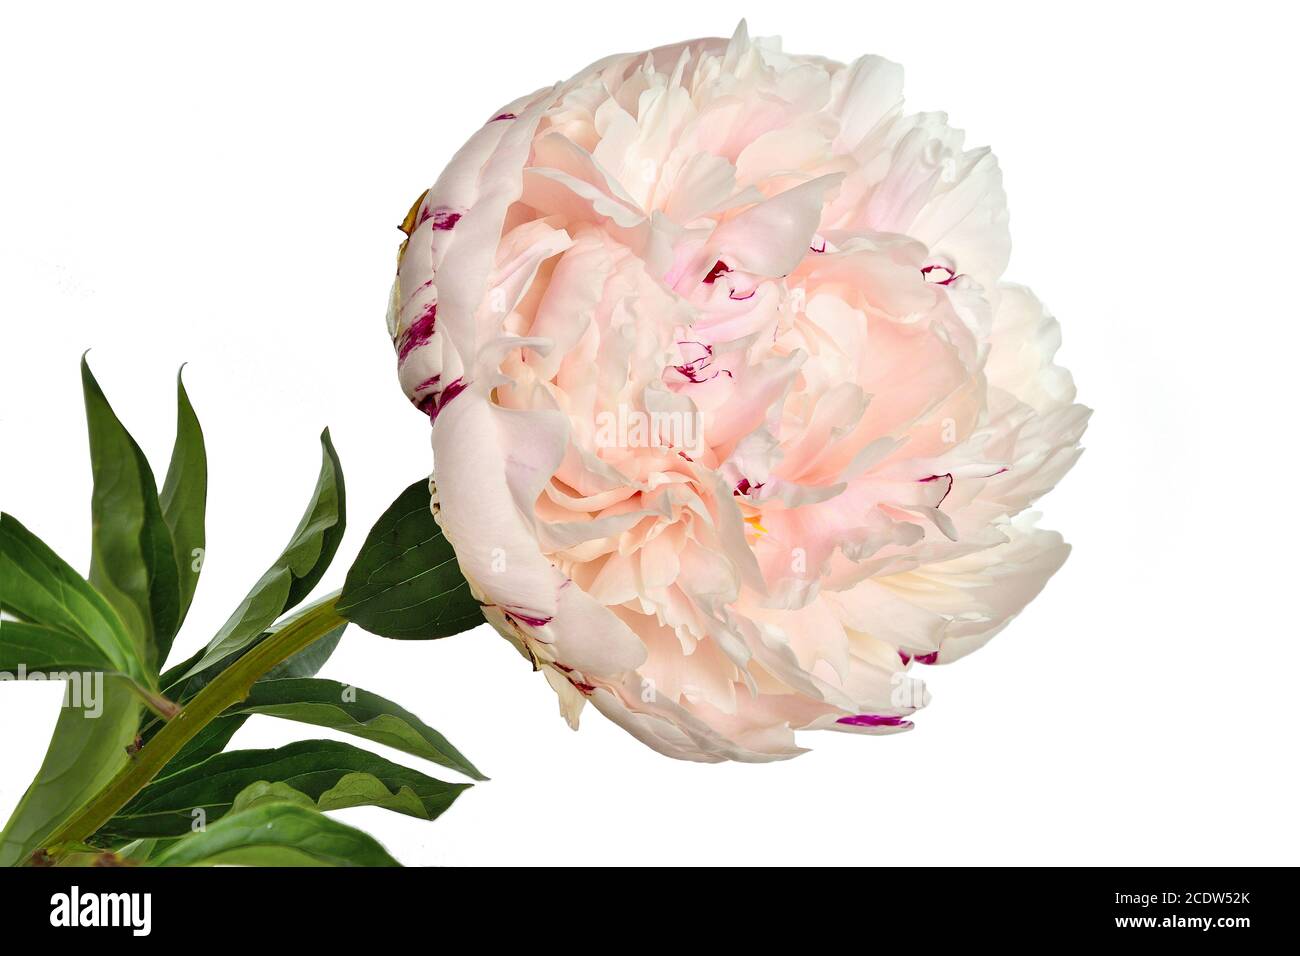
2,1,1297,866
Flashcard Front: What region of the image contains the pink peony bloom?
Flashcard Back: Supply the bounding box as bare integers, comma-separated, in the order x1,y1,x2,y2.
387,23,1089,762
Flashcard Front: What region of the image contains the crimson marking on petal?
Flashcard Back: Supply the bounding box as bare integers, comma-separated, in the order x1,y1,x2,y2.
429,377,467,422
898,650,912,665
674,366,731,383
920,472,955,507
396,303,437,363
672,340,718,382
569,678,597,695
414,376,468,422
729,288,756,301
914,651,939,665
490,112,517,122
399,278,435,313
734,478,765,496
504,608,553,628
409,375,442,416
837,714,913,728
809,236,827,254
422,208,461,230
703,260,731,284
921,265,957,285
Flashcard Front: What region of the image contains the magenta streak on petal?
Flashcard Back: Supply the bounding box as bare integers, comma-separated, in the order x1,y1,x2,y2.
809,236,827,254
490,112,517,122
400,279,434,312
414,376,467,422
733,478,765,496
898,649,912,665
914,651,939,665
836,714,913,728
921,264,957,285
703,260,731,284
409,375,442,415
503,608,553,628
673,340,716,382
729,288,756,301
429,377,467,423
675,365,731,383
428,209,461,230
920,472,955,508
396,303,437,363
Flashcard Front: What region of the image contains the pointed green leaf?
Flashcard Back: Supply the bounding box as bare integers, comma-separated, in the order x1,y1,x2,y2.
0,618,162,730
0,513,144,681
101,739,468,839
0,516,157,867
182,430,345,679
114,838,160,863
0,620,120,674
158,367,207,635
229,780,316,812
150,604,347,773
338,479,483,639
0,682,140,866
149,796,399,867
82,356,181,669
158,595,346,706
224,677,485,779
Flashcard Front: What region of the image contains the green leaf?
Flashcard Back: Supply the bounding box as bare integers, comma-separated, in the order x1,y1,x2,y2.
0,683,140,866
149,794,399,867
181,430,345,679
114,838,160,863
150,604,347,773
338,478,483,639
82,355,181,670
0,513,145,681
157,595,346,706
225,677,485,780
0,516,158,867
0,618,162,729
101,739,468,839
158,367,207,636
0,620,121,674
228,780,316,812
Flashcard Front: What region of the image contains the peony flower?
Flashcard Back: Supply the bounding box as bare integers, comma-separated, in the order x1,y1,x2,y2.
387,22,1088,762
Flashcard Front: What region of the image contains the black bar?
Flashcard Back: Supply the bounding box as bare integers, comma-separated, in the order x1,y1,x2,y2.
0,865,1286,941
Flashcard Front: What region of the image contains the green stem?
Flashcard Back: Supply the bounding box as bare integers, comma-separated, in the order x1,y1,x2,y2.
35,592,345,863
